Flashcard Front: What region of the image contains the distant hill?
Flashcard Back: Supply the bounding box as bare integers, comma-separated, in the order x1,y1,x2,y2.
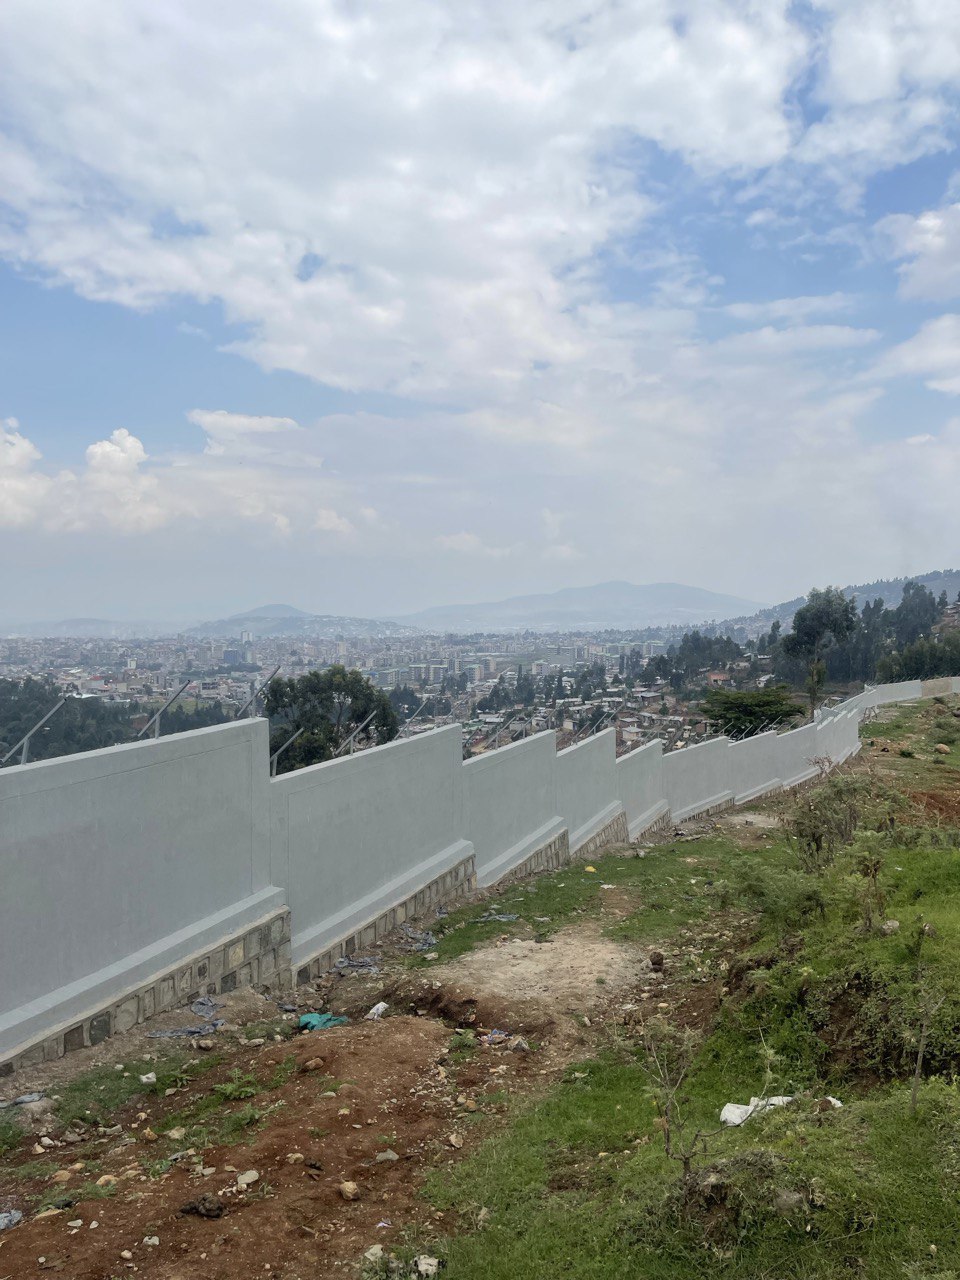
722,569,960,633
399,581,766,632
187,607,419,640
0,617,174,639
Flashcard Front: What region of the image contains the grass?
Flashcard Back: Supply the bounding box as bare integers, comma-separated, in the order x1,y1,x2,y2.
414,836,782,966
54,1049,224,1128
413,697,960,1278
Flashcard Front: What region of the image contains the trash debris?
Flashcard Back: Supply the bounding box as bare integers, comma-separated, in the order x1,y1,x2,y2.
720,1095,842,1126
478,911,518,923
584,865,597,873
480,1029,510,1048
0,1091,45,1110
299,1013,349,1032
365,1001,389,1021
334,955,380,975
412,1256,442,1276
146,996,226,1039
399,923,438,952
0,1209,23,1231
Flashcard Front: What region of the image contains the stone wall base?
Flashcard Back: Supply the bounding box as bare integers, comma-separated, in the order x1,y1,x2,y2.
494,829,572,887
294,853,477,985
1,908,292,1076
574,809,630,860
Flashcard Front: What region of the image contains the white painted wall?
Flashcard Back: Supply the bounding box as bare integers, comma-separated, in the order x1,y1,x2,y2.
616,740,666,838
0,680,936,1059
661,737,733,821
555,729,624,850
270,725,472,966
0,721,281,1057
464,732,565,886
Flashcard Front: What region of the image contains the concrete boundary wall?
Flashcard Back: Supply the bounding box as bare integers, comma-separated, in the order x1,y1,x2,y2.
463,732,566,886
555,730,625,852
0,680,942,1068
0,720,281,1062
662,737,733,822
270,725,473,969
616,740,667,838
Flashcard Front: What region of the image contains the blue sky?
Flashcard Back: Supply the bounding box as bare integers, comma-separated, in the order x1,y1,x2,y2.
2,0,960,624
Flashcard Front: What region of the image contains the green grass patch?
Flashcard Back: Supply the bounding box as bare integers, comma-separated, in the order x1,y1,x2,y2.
54,1050,224,1128
0,1112,23,1156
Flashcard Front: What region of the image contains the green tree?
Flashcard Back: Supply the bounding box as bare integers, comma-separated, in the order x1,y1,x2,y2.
264,665,398,774
702,685,802,739
781,587,858,714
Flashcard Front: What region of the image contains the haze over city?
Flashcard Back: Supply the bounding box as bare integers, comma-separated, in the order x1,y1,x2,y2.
3,1,960,623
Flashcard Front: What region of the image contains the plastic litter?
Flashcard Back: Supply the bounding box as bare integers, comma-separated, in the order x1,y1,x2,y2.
720,1095,842,1126
146,995,225,1039
0,1091,44,1109
400,923,437,952
478,911,518,923
364,1002,389,1021
299,1013,349,1032
334,955,380,975
480,1030,510,1048
0,1209,23,1231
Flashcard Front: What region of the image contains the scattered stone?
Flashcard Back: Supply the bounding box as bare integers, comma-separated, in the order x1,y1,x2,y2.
33,1209,61,1221
200,1166,217,1177
196,1039,216,1052
236,1169,259,1189
412,1257,441,1277
181,1193,224,1219
0,1209,22,1231
143,1235,160,1246
375,1149,400,1163
245,1038,266,1047
141,1127,159,1142
935,743,951,754
95,1175,117,1187
649,950,665,972
120,1250,133,1260
66,1220,82,1229
138,1072,157,1085
286,1152,305,1163
339,1181,361,1201
300,1057,325,1073
364,1244,385,1263
447,1133,464,1149
50,1170,73,1185
881,919,901,935
166,1127,186,1141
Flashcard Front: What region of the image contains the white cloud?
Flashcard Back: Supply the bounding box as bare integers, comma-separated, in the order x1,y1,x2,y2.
314,507,355,536
872,315,960,392
878,202,960,299
724,293,857,324
435,532,512,558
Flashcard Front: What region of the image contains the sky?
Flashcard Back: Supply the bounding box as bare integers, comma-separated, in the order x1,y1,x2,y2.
2,0,960,624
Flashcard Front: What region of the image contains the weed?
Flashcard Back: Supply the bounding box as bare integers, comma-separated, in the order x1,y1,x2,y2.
0,1113,22,1156
213,1071,259,1102
267,1056,298,1089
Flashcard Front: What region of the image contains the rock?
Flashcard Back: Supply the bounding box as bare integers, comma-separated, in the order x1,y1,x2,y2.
138,1072,157,1085
881,919,901,935
196,1039,215,1052
364,1244,386,1263
413,1257,441,1277
245,1038,266,1047
507,1036,529,1052
447,1133,464,1149
649,950,665,972
286,1152,305,1163
236,1169,259,1188
338,1181,361,1201
32,1209,60,1221
120,1250,133,1260
39,1136,56,1149
300,1057,325,1073
95,1175,117,1187
375,1149,399,1163
143,1235,160,1246
140,1128,158,1142
50,1170,73,1184
774,1189,806,1215
66,1220,82,1228
166,1127,186,1141
181,1193,224,1219
935,743,951,754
